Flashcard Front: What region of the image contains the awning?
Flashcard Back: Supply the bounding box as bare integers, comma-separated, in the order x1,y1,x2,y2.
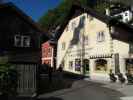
90,54,112,59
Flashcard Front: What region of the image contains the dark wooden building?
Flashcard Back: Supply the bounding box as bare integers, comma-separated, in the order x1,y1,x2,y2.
0,3,49,96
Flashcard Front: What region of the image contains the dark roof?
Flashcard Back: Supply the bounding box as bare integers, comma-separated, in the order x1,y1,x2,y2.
54,4,133,43
0,2,50,42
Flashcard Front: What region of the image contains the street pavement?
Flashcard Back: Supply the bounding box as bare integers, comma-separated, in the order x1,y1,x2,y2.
84,78,133,100
38,78,124,100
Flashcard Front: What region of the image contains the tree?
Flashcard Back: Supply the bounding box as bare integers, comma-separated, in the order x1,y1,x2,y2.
0,63,18,97
38,0,129,34
39,0,96,34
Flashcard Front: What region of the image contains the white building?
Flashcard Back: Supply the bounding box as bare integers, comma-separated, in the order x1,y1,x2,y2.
56,5,133,81
105,3,133,23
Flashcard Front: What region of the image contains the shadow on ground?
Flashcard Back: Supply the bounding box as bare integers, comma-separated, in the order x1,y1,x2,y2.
38,71,84,95
37,97,63,100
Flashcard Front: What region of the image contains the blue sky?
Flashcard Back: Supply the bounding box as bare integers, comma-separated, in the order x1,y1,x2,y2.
7,0,62,21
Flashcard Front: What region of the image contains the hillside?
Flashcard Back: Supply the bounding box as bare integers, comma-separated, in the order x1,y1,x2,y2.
38,0,132,35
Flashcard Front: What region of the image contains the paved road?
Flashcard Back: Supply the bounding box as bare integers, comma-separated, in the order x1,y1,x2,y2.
38,79,124,100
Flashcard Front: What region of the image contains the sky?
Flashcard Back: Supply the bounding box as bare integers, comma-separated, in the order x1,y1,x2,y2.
5,0,62,21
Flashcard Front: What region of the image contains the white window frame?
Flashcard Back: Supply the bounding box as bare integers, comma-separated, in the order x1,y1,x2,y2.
97,31,105,42
14,34,30,47
22,36,30,47
14,35,22,47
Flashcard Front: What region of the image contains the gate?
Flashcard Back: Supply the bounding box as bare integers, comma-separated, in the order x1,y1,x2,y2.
15,63,37,96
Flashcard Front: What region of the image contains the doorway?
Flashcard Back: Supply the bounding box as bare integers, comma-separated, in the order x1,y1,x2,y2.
83,59,89,75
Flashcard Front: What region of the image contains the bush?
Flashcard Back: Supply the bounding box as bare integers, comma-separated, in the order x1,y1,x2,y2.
0,63,18,96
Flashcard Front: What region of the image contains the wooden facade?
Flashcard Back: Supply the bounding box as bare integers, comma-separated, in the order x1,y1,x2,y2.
0,3,49,96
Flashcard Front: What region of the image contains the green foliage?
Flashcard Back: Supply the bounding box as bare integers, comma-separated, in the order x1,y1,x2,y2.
39,0,130,33
0,63,18,96
94,2,109,14
39,0,93,33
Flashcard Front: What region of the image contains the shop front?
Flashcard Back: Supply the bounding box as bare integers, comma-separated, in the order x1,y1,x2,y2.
89,54,112,81
126,59,133,74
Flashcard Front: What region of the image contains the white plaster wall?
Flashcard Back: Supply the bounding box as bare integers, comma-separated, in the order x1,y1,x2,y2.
57,12,130,80
57,14,86,69
113,39,129,73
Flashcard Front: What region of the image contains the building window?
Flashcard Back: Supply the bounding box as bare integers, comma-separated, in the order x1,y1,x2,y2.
95,59,107,72
69,61,73,70
75,59,81,71
129,44,133,53
97,31,105,42
14,35,21,47
14,35,30,47
22,36,30,47
48,48,51,53
47,48,52,57
62,42,66,50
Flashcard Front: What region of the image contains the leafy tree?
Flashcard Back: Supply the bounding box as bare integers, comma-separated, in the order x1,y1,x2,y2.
0,63,18,96
39,0,95,33
39,0,130,34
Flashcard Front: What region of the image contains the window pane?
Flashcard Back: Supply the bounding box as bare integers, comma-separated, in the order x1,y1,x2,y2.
75,59,81,71
22,36,30,47
97,31,105,42
14,35,21,47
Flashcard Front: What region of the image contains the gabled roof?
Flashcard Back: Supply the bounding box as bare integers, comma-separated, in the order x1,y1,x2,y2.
54,4,133,43
54,4,111,41
0,2,50,42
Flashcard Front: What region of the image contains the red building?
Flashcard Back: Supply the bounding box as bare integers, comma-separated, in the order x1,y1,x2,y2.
42,40,56,69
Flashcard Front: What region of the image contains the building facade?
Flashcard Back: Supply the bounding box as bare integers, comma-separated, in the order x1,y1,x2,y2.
42,40,56,69
0,3,49,96
105,3,133,23
57,11,133,81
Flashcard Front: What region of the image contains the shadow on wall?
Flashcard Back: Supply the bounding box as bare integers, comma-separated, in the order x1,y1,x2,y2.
38,63,82,95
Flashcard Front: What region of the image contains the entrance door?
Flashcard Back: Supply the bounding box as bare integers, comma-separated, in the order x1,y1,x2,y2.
83,59,89,75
